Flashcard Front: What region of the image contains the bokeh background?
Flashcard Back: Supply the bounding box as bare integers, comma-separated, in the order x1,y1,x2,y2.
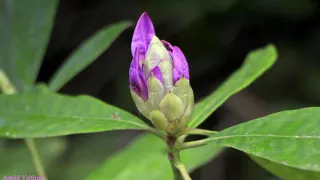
1,0,319,179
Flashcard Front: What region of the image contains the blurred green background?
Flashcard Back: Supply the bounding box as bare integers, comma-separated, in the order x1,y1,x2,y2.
1,0,319,179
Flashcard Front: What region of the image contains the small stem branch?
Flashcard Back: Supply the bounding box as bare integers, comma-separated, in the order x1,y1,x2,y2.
185,128,218,136
25,139,47,178
0,69,47,179
179,138,212,150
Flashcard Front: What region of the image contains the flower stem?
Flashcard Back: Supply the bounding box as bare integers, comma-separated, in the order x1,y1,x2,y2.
184,128,218,136
0,69,47,179
176,164,191,180
166,135,192,180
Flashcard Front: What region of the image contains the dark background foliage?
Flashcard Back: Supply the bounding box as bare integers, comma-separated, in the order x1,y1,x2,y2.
16,0,320,179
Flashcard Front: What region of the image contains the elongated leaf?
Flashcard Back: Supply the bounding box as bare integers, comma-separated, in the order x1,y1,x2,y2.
0,0,58,91
48,21,131,91
204,107,320,172
251,155,320,180
0,93,148,138
86,134,221,180
188,44,277,127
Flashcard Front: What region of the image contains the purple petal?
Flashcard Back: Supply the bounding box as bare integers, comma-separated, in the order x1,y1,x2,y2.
161,40,173,53
150,66,163,83
131,12,155,56
172,46,189,84
129,49,148,101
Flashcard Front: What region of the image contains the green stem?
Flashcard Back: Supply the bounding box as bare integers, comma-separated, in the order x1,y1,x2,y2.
25,139,47,178
176,164,191,180
179,138,212,150
166,135,192,180
170,157,181,180
0,69,47,179
185,128,218,136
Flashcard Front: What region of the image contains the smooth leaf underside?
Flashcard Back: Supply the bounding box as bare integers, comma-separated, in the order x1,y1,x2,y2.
48,21,131,92
251,155,320,180
0,0,58,91
206,107,320,172
188,44,277,127
0,93,148,138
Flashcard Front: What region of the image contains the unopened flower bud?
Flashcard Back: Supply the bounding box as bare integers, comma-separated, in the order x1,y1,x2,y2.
129,12,194,135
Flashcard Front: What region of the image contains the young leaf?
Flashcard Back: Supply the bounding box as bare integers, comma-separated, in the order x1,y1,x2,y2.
0,93,148,138
204,107,320,172
251,155,320,180
188,44,277,127
23,83,50,94
48,21,132,92
0,0,58,91
86,134,222,180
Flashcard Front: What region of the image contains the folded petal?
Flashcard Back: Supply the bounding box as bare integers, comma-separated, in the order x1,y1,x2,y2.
172,46,189,84
150,66,163,83
144,36,171,77
129,50,148,101
161,40,173,53
131,12,155,56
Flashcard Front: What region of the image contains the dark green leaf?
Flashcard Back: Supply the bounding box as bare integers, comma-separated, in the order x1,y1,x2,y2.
205,107,320,172
0,93,148,138
251,155,320,180
0,0,58,91
86,134,221,180
188,44,277,127
48,21,131,91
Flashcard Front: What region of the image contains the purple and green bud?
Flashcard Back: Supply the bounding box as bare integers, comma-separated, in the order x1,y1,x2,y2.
129,12,193,135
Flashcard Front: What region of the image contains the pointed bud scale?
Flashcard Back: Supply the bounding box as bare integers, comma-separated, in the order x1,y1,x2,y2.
147,73,164,109
171,78,190,111
158,60,173,93
159,92,184,121
177,87,194,132
130,90,151,119
129,12,194,135
150,110,168,131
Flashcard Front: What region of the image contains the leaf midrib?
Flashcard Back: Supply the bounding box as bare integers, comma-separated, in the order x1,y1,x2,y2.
209,134,320,141
207,134,320,172
0,109,148,128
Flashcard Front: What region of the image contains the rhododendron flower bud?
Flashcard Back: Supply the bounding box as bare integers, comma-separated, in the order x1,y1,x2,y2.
129,12,193,135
